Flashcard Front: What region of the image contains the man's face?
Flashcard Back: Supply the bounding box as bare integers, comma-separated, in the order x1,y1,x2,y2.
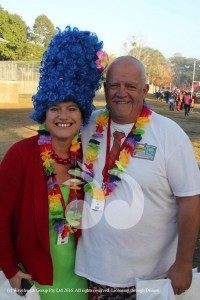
104,59,149,124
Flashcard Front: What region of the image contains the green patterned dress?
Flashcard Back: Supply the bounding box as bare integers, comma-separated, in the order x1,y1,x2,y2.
35,186,88,299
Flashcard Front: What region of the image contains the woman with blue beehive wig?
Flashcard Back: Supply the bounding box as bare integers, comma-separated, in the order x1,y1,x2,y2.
0,26,108,300
31,26,108,125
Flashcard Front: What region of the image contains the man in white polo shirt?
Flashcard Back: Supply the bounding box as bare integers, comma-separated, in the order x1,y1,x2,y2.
75,56,200,299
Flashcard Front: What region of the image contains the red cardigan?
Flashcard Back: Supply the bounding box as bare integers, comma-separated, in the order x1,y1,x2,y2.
0,135,57,284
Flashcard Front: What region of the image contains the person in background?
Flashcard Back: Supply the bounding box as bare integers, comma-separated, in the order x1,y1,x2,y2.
190,93,196,111
165,89,171,103
75,56,200,299
179,90,185,110
183,92,192,117
169,92,175,111
177,92,182,111
0,26,107,300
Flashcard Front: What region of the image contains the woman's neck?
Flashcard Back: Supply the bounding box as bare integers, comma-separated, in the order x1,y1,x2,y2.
51,138,73,159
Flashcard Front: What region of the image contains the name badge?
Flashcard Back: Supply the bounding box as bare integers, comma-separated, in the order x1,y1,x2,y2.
91,198,105,211
57,232,69,245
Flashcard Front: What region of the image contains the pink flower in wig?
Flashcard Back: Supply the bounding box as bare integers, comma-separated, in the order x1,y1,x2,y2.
96,50,109,72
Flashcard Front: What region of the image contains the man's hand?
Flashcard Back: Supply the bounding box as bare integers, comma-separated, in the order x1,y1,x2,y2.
167,262,192,295
168,195,200,295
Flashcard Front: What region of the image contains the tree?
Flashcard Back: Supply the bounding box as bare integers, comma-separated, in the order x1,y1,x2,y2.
22,42,45,61
0,6,46,61
26,26,32,42
144,49,173,88
124,36,173,88
169,55,200,89
32,15,57,47
123,35,145,60
0,8,27,60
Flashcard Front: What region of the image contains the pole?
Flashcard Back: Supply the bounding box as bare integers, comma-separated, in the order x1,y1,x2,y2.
191,60,196,96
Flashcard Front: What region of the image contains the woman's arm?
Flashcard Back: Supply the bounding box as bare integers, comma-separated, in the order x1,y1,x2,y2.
0,142,25,278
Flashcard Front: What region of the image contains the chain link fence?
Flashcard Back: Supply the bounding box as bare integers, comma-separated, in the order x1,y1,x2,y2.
0,61,40,103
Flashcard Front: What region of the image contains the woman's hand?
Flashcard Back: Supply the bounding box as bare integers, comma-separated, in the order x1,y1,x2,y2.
9,270,32,296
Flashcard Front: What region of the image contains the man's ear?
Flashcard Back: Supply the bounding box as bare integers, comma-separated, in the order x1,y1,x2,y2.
103,81,108,101
103,81,106,93
103,81,109,107
144,84,149,96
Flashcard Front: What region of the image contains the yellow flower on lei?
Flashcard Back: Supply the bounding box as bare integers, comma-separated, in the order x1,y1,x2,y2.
48,194,61,202
86,147,98,162
115,160,126,170
71,133,79,145
49,201,60,212
93,187,105,201
43,158,55,168
70,133,81,152
40,150,52,161
48,194,61,211
136,117,150,128
96,111,109,126
116,151,129,170
70,185,81,190
70,142,81,152
119,150,129,165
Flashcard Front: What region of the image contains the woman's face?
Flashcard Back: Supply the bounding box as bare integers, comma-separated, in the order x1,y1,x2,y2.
44,101,82,141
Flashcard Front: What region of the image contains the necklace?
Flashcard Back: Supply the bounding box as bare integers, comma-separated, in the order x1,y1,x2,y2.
84,103,152,198
38,124,83,238
51,149,71,165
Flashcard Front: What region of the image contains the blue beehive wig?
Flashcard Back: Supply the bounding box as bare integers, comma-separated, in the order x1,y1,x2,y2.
30,26,106,126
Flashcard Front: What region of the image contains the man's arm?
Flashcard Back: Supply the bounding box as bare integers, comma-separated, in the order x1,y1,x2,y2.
167,195,200,295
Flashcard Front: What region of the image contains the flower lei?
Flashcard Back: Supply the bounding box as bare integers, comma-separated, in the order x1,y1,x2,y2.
38,124,83,238
84,103,152,198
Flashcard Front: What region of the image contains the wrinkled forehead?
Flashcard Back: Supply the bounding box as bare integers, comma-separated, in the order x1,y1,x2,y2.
108,60,142,83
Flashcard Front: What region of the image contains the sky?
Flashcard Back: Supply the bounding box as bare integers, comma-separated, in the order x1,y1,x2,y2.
1,0,200,60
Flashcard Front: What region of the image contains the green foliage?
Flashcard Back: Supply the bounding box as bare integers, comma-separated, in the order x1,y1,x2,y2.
22,42,45,61
143,48,173,87
32,15,57,47
170,55,200,89
0,7,57,61
0,9,27,60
